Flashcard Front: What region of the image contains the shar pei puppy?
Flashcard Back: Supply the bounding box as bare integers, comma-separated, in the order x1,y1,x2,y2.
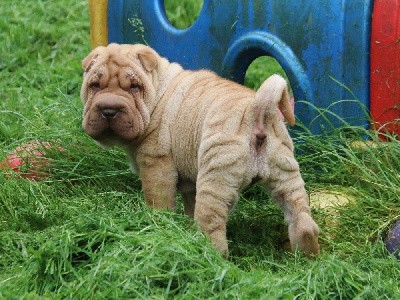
80,43,320,257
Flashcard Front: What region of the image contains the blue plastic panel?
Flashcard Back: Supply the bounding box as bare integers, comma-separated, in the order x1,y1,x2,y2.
107,0,372,133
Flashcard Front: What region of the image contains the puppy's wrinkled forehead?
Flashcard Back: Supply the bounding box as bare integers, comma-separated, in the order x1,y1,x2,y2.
99,47,141,74
89,46,147,85
82,44,158,94
83,43,157,74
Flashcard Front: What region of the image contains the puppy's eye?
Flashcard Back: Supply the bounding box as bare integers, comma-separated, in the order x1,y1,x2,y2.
130,83,140,94
90,82,100,92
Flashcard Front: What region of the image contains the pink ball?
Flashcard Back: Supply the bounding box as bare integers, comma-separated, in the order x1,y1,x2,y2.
0,141,63,181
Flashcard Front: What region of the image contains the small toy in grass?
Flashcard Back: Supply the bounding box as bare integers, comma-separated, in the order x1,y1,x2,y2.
385,219,400,260
309,189,355,241
0,140,63,181
310,189,355,210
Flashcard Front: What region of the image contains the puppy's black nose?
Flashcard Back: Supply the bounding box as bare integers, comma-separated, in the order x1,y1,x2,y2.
101,108,119,119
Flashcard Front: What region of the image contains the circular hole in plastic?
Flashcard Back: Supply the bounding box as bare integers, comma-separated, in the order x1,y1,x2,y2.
164,0,203,29
244,56,292,93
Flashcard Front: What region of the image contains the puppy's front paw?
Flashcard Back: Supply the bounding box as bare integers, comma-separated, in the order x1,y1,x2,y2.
288,212,320,257
210,233,229,259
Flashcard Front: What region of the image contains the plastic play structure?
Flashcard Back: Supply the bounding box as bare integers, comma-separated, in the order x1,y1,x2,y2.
89,0,400,135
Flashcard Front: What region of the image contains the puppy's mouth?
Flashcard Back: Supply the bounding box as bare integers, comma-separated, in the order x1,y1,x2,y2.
91,128,130,146
83,97,144,145
84,111,137,143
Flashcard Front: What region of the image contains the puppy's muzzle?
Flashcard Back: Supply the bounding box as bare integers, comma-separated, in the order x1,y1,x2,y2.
94,96,125,120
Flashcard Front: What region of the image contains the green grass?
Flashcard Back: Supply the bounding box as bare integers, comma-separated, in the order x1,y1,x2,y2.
1,0,400,299
164,0,203,29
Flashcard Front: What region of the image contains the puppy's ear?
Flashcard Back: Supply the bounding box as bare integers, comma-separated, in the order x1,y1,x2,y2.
82,53,98,74
82,47,104,73
137,49,158,72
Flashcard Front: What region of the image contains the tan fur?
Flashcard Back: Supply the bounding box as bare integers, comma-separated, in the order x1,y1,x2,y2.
80,43,320,257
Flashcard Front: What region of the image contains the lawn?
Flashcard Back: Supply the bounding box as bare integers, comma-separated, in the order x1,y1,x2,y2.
1,0,399,299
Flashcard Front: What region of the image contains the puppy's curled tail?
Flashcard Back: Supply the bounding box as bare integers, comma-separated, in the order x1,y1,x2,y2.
254,74,295,126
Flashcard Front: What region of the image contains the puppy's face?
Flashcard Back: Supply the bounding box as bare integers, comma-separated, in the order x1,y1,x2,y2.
80,44,159,146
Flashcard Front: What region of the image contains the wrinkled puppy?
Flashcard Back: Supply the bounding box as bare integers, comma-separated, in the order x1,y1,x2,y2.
81,43,320,257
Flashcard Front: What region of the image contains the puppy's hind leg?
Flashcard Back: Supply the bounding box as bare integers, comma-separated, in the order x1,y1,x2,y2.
194,144,246,257
266,155,320,257
252,121,319,257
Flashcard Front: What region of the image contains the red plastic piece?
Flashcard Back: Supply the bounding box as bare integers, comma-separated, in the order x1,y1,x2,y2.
370,0,400,136
0,141,63,181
